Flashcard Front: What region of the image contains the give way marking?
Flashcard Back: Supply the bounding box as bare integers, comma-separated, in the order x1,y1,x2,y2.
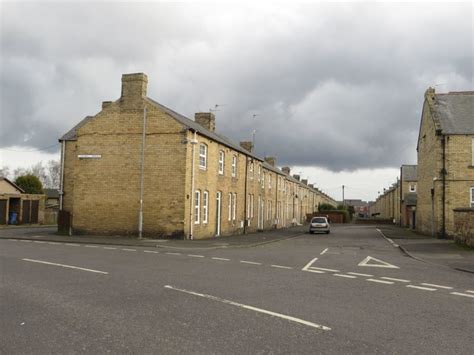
358,256,399,269
165,285,331,331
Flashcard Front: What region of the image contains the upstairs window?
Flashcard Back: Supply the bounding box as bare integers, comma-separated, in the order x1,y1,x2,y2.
199,144,207,170
262,172,265,188
269,175,272,189
232,156,237,177
472,139,474,166
258,165,261,181
218,150,225,175
249,162,254,180
471,187,474,208
409,184,416,192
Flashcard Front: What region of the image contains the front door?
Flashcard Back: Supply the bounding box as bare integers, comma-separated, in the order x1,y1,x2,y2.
216,191,222,236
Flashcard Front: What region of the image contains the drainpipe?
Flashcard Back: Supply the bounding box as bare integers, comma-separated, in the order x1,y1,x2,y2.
274,175,278,228
189,130,198,240
138,106,147,239
243,157,249,234
59,140,65,211
431,177,437,237
441,135,447,239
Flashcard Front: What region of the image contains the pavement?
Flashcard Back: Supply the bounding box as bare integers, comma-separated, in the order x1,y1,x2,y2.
0,224,308,250
376,224,474,273
1,224,473,353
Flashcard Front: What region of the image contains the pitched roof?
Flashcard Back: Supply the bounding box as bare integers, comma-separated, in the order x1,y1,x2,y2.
60,116,95,141
401,165,417,181
0,177,25,193
434,92,474,134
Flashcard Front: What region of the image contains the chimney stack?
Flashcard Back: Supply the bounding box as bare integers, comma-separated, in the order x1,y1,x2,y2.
121,73,148,100
293,174,300,181
302,179,308,185
308,183,314,189
195,112,216,132
102,101,112,109
264,156,276,166
282,166,290,175
240,141,254,153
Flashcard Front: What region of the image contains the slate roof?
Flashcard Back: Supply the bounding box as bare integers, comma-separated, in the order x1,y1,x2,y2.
60,116,94,141
434,92,474,134
401,165,417,181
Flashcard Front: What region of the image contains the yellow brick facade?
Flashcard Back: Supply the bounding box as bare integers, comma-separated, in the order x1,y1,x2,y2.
60,73,336,239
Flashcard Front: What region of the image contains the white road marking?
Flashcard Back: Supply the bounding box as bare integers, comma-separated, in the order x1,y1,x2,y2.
166,252,181,255
450,292,474,299
334,274,357,279
358,256,399,269
188,254,205,258
308,267,340,273
121,248,136,252
33,241,46,244
85,245,99,248
164,285,331,331
381,277,410,283
347,272,373,277
304,269,325,274
65,243,80,247
212,257,230,261
406,285,437,291
302,257,318,271
8,239,18,241
143,250,159,254
22,258,108,274
240,260,262,265
20,240,31,242
466,290,474,294
320,248,329,255
271,265,293,270
420,283,453,290
48,242,61,245
103,247,117,250
367,279,394,285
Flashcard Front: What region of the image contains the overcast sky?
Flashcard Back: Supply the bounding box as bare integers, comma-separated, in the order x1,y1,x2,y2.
0,1,472,201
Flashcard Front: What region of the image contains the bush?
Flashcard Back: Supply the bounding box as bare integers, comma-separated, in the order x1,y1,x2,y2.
319,203,336,211
15,174,44,194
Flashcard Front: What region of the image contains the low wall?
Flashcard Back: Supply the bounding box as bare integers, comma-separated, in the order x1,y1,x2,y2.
453,208,474,247
307,212,346,223
355,218,394,225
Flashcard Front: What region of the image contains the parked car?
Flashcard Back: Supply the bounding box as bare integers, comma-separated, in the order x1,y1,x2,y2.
309,216,330,234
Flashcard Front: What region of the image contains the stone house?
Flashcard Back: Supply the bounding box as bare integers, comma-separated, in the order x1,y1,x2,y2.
59,73,335,239
416,88,474,238
399,165,417,229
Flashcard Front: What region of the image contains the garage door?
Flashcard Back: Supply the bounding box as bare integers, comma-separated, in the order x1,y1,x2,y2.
31,200,39,224
22,200,31,224
0,200,7,224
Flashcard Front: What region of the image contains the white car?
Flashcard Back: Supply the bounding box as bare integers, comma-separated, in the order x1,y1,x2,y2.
309,216,330,234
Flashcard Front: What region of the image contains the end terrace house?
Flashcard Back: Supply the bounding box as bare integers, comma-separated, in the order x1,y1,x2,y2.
59,73,331,239
416,88,474,238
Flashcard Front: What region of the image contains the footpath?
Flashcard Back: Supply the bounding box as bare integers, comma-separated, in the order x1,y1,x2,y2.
377,225,474,273
0,225,308,250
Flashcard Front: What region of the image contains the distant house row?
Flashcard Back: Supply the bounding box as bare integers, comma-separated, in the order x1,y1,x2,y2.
370,89,473,246
58,73,336,239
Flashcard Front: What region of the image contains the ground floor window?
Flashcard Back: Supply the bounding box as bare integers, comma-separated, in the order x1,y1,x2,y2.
194,190,201,224
471,187,474,207
203,191,209,224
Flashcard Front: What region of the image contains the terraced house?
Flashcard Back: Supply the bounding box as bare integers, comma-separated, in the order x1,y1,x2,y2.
59,73,335,239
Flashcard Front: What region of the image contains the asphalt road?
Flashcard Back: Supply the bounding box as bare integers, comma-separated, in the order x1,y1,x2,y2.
1,225,473,354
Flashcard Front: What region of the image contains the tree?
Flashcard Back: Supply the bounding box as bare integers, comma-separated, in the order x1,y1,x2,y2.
46,160,60,188
0,165,10,178
319,203,336,211
15,174,44,194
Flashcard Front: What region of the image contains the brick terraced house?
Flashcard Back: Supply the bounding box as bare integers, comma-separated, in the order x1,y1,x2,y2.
416,88,474,238
59,73,335,239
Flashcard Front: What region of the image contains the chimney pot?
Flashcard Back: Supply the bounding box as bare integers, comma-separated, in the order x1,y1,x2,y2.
240,141,254,153
282,166,290,175
293,174,300,181
195,112,216,132
302,179,308,185
264,156,276,166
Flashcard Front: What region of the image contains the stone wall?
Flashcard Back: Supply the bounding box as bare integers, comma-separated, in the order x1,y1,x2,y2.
453,208,474,247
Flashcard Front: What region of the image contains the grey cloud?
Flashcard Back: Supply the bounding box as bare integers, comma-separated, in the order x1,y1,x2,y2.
1,2,472,171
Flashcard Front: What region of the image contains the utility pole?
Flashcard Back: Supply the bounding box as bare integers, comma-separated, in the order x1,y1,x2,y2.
342,185,345,207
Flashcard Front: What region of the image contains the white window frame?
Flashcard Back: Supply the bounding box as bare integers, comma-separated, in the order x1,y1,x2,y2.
249,162,253,180
262,171,265,188
269,174,272,189
218,150,225,175
409,184,416,192
250,194,254,218
471,138,474,166
258,165,261,182
232,193,237,221
194,190,201,224
203,191,209,224
199,144,207,170
228,193,232,221
247,194,250,219
471,187,474,208
268,200,272,220
232,155,237,177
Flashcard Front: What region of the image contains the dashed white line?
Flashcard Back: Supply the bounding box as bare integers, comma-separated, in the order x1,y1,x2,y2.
212,257,230,261
143,250,159,254
420,283,453,290
381,277,410,283
65,243,80,247
164,285,331,331
8,239,18,241
166,252,182,256
320,248,329,255
347,272,373,277
121,248,136,252
466,290,474,294
103,247,117,250
334,274,357,279
22,258,108,274
406,285,437,291
85,245,100,248
240,260,262,265
20,240,31,242
188,254,205,258
367,279,394,285
450,292,474,299
271,265,293,270
308,267,339,273
48,242,61,245
33,241,46,244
